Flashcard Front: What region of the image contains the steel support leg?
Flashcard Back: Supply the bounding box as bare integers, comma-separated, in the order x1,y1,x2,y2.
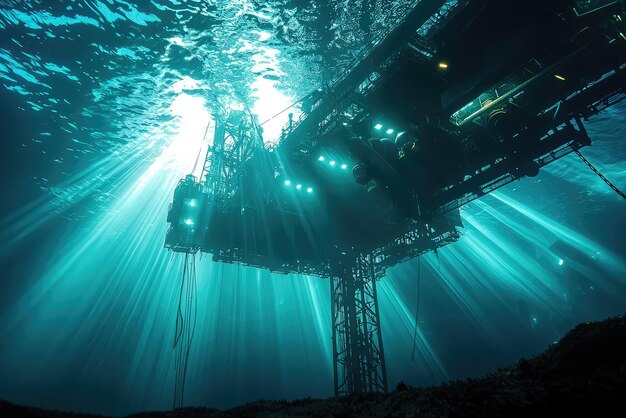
331,252,388,396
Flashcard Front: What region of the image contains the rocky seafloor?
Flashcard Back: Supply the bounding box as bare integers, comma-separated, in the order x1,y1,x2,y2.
2,314,625,418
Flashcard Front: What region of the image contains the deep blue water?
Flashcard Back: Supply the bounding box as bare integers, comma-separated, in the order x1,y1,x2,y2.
0,1,625,416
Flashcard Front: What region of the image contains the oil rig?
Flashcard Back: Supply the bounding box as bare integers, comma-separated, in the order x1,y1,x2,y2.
165,0,626,402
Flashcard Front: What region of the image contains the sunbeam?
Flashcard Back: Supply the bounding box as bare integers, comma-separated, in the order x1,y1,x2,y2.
1,1,625,416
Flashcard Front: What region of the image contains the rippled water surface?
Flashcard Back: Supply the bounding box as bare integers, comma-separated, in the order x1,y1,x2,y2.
0,1,625,416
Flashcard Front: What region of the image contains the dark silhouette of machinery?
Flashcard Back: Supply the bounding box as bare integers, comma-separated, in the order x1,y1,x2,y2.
165,0,626,404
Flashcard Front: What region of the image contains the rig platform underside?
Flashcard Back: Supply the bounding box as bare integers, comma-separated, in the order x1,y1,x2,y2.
166,0,626,277
164,0,626,397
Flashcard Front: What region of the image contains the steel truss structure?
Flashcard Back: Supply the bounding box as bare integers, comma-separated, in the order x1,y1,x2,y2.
331,253,388,395
201,109,264,202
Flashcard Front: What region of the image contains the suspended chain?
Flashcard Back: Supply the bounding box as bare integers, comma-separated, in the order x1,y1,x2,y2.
574,149,626,201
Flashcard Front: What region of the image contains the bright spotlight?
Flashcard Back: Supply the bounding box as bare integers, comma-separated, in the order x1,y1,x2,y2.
188,199,197,207
386,128,394,135
341,164,348,170
329,161,336,167
558,258,564,266
438,61,448,69
307,187,313,193
284,180,291,186
296,184,302,190
374,123,383,130
318,156,325,162
184,218,194,226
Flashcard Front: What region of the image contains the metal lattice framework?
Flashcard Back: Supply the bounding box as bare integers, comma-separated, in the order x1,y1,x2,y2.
201,110,263,201
165,0,626,407
331,253,388,396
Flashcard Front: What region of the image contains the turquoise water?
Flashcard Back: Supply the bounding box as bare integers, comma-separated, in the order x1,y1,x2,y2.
0,1,625,416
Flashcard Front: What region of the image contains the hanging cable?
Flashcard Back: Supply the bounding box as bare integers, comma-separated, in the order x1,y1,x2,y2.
574,149,626,201
173,252,198,411
258,92,315,127
411,256,422,361
191,120,213,176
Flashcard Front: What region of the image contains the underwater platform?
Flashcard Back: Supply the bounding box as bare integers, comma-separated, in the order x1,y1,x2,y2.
163,0,626,402
165,0,626,276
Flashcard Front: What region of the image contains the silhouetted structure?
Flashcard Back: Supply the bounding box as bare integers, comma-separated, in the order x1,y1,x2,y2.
4,314,626,417
165,0,626,401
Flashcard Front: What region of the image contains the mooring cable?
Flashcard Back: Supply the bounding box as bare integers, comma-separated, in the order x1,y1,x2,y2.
574,149,626,201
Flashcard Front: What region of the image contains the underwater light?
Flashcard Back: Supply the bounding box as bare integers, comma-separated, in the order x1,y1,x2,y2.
318,156,325,162
554,74,566,81
307,187,313,193
558,258,564,266
438,61,448,69
386,128,394,135
188,199,197,207
374,123,383,130
329,161,336,167
341,164,348,170
296,184,302,190
284,180,291,186
184,218,194,226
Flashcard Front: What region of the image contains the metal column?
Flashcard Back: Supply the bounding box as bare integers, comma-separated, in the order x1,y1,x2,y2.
331,252,388,396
